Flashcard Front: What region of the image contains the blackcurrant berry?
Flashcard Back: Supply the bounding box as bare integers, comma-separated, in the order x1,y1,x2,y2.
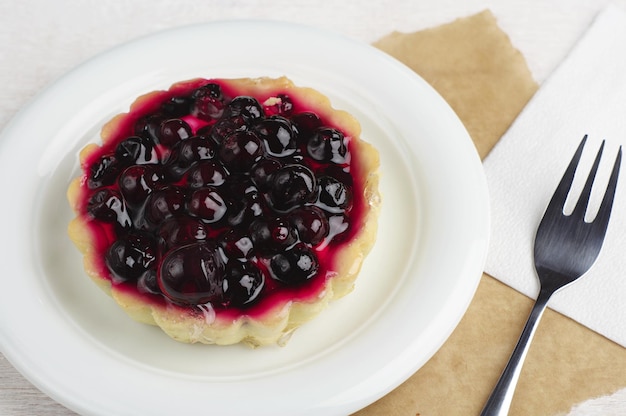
267,164,317,212
222,260,264,308
87,188,132,230
115,136,159,165
317,176,352,213
191,83,226,120
188,187,228,223
158,118,192,146
105,233,158,283
253,116,297,157
288,206,330,246
87,154,120,189
219,131,265,173
269,243,319,285
118,164,165,207
158,242,225,305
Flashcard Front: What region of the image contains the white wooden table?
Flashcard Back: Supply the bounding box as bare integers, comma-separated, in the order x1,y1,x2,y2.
1,0,624,414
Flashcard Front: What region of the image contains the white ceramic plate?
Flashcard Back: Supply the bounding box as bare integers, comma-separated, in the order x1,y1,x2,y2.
0,21,489,416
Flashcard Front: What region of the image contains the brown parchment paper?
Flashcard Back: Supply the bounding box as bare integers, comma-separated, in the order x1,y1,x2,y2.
352,10,626,416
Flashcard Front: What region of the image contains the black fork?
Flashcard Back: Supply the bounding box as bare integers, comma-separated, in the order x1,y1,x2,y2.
480,135,622,415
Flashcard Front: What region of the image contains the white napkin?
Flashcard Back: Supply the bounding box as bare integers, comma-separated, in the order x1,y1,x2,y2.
484,4,626,348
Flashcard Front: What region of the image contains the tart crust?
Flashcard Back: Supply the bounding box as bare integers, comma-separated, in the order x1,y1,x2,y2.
67,76,380,347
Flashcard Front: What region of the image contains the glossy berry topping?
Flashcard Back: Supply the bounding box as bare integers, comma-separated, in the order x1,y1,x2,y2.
77,78,368,314
306,128,348,163
218,131,264,173
191,83,225,120
222,260,264,307
87,188,132,230
115,136,159,165
146,187,186,224
160,96,193,118
288,206,330,246
157,216,208,250
249,217,298,254
163,137,218,181
88,155,120,189
223,96,264,122
253,116,297,157
267,165,317,212
292,112,323,141
269,243,319,284
106,233,157,283
220,228,254,259
251,157,282,191
188,187,228,223
118,164,165,207
317,176,353,213
158,242,225,305
158,119,192,146
264,94,294,116
186,161,227,188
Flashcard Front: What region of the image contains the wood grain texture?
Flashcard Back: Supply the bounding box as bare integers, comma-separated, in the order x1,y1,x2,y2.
0,356,74,415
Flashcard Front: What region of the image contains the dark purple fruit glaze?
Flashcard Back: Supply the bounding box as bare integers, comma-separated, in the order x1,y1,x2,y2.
76,78,369,320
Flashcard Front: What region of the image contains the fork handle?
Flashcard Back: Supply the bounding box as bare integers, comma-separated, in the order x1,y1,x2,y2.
480,287,553,416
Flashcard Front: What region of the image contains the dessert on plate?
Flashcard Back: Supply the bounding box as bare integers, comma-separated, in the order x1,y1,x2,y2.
67,76,380,347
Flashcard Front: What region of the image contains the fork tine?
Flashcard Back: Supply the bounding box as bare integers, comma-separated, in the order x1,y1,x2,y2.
593,146,622,230
545,135,587,215
571,140,605,220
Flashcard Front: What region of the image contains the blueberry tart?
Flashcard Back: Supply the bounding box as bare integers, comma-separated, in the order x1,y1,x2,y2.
67,77,380,347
